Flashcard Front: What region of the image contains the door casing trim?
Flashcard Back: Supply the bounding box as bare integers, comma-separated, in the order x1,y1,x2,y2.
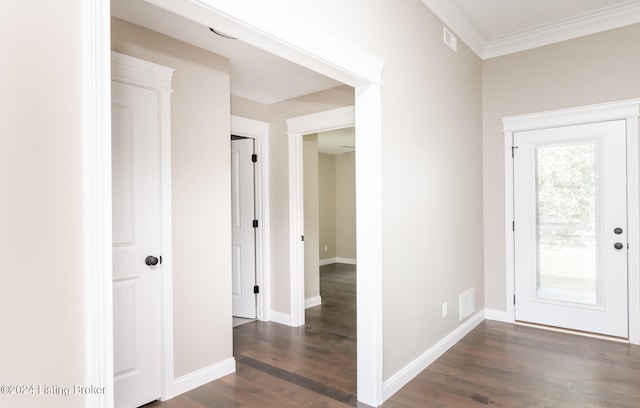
286,105,355,328
502,98,640,344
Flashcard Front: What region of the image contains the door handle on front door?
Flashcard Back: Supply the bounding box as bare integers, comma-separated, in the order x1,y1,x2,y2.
145,256,159,266
614,242,624,250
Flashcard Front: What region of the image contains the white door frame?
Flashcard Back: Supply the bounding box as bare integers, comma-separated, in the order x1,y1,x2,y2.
502,99,640,344
231,116,271,322
286,106,355,327
111,51,176,401
84,0,384,406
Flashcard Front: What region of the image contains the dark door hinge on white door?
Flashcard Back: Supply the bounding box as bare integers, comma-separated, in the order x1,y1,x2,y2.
512,146,518,158
253,219,259,228
251,154,257,163
253,285,259,294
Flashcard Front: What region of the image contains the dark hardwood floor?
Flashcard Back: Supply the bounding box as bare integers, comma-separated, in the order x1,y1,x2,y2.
149,263,640,407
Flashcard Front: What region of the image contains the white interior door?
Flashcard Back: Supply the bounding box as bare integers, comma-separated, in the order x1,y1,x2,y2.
514,120,628,338
231,138,257,318
112,80,162,407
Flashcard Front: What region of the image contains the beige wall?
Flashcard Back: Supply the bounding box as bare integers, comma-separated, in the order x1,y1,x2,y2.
319,153,337,260
231,95,270,123
335,153,356,260
303,135,320,301
318,151,356,261
482,23,640,312
0,2,85,407
112,18,232,378
275,0,484,379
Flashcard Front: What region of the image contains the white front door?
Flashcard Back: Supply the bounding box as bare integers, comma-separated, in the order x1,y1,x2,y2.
231,138,257,318
112,80,162,407
514,120,628,338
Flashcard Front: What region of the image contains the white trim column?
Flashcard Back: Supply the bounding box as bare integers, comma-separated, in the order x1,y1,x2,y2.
82,0,113,406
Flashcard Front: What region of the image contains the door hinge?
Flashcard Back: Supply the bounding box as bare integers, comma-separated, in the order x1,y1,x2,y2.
513,295,516,305
512,221,515,231
253,285,259,294
253,219,259,228
511,146,518,158
301,235,304,242
159,255,163,265
251,154,257,163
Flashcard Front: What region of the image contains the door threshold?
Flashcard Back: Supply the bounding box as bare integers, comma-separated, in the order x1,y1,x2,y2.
515,321,629,343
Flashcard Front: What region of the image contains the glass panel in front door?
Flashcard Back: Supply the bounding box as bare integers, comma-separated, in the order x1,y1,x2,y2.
534,141,599,306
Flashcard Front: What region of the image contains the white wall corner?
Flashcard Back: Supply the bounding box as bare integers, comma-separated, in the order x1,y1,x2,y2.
173,358,236,397
381,310,486,402
305,295,322,309
269,311,295,327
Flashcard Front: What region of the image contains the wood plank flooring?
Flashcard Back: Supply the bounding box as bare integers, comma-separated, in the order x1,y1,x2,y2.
148,263,640,407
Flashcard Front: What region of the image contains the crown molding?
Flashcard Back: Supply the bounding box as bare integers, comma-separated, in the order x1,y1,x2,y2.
421,0,640,60
483,1,640,59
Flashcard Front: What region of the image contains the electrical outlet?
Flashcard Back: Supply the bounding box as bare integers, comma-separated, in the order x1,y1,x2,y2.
442,302,448,318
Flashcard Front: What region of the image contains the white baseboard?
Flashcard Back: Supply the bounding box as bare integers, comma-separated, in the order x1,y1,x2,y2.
485,308,514,323
269,310,293,326
305,295,322,309
319,257,357,266
319,258,335,266
382,310,486,402
173,357,235,397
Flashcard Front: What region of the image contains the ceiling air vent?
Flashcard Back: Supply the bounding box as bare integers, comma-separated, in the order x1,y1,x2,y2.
443,26,457,53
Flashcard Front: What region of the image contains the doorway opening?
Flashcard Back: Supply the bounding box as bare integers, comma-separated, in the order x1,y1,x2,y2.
303,126,357,391
86,1,384,405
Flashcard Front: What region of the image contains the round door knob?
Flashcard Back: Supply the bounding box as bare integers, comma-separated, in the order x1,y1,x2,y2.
614,227,623,235
145,256,159,266
614,242,624,250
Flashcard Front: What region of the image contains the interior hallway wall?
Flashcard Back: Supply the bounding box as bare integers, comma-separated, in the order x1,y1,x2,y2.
1,2,85,407
112,18,233,378
335,152,356,260
318,153,337,261
482,23,640,313
274,0,484,380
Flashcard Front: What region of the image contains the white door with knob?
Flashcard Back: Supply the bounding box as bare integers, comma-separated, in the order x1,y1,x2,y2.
112,79,163,407
513,120,628,338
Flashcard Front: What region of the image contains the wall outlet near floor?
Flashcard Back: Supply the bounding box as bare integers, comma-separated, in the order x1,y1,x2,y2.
442,302,448,318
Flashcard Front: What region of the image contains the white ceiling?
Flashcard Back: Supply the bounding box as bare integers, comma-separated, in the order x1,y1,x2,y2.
316,127,356,155
111,0,342,104
112,0,640,104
